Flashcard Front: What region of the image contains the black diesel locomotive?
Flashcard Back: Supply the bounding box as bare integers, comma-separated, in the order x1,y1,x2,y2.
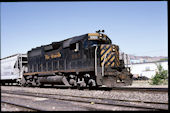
21,31,133,88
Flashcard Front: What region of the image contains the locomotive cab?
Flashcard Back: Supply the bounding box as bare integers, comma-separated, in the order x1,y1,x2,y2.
87,33,120,69
86,32,133,87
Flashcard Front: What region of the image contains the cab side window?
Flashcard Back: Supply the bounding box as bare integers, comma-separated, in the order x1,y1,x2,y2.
84,39,88,49
70,42,79,52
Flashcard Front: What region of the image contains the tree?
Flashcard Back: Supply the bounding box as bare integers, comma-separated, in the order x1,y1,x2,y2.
150,63,168,85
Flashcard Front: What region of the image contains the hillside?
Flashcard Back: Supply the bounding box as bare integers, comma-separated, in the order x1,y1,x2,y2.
128,55,168,63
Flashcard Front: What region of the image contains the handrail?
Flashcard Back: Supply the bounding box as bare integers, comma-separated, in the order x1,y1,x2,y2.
102,53,110,77
95,46,98,76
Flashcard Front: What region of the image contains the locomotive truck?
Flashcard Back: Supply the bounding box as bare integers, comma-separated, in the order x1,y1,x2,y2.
1,31,133,88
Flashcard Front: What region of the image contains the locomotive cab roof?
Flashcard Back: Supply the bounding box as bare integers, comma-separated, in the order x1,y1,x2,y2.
28,33,112,53
62,33,112,48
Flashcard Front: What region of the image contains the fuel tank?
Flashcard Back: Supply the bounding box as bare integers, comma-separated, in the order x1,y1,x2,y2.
38,75,70,86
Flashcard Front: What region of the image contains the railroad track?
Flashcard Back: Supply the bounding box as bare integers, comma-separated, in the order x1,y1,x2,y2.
1,84,168,93
1,84,168,92
1,100,43,111
1,89,168,111
111,87,168,92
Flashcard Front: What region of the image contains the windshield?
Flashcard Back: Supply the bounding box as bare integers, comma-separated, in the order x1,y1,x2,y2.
88,35,111,43
84,34,112,48
89,40,110,45
84,40,111,48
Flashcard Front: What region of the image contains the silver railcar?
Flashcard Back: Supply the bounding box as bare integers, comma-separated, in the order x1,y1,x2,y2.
1,54,28,85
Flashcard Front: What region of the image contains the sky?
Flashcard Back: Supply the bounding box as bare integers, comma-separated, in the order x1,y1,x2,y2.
1,1,168,58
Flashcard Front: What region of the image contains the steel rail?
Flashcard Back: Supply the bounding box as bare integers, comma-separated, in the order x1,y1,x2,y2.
110,87,168,92
1,84,168,92
2,89,168,104
4,89,167,105
2,90,168,111
1,100,44,111
1,92,106,111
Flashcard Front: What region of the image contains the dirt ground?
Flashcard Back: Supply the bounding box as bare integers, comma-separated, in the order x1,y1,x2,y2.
130,80,168,88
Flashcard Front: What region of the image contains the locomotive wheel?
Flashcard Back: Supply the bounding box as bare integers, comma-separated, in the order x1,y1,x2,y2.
39,83,44,88
89,85,98,90
26,83,32,87
19,77,27,87
77,84,84,90
35,78,42,87
77,81,86,90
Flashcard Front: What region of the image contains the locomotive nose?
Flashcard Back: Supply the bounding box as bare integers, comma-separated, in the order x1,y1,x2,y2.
100,44,120,68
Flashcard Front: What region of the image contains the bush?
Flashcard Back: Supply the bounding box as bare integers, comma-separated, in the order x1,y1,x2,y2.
150,64,168,85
